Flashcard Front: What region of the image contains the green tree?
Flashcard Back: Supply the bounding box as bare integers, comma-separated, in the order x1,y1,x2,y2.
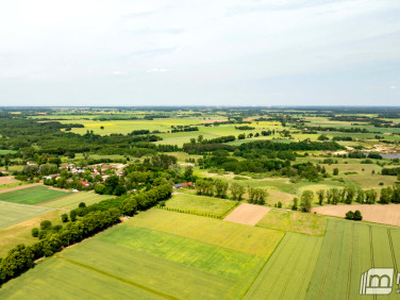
317,190,325,205
291,197,298,210
70,210,77,222
31,228,39,237
333,168,339,176
61,213,69,223
230,183,245,200
40,220,52,231
300,190,314,212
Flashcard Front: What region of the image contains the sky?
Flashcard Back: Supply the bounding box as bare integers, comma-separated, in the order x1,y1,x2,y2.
0,0,399,106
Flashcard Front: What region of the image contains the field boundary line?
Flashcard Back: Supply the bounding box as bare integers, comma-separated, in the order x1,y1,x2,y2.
346,223,354,300
387,230,398,281
56,255,177,299
369,226,377,300
317,220,338,300
241,233,287,299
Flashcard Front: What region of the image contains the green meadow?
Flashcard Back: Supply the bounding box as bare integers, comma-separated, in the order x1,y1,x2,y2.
42,192,115,210
0,186,71,205
0,201,52,230
164,193,238,217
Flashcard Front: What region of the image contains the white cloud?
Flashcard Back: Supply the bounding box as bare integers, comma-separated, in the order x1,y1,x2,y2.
113,71,128,76
146,68,171,73
389,85,397,90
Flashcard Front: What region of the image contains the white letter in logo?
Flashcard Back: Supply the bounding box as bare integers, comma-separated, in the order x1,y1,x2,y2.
360,268,394,295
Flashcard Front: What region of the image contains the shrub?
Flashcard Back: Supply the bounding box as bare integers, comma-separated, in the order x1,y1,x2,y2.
345,210,363,221
61,213,69,223
40,220,52,230
31,228,39,237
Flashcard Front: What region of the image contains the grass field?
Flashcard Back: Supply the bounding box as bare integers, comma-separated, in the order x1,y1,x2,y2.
244,233,323,300
98,225,262,280
130,209,284,258
0,182,26,191
256,209,327,235
42,191,115,210
0,201,52,230
165,193,238,217
0,210,64,257
0,209,283,299
0,186,71,205
305,219,400,300
0,258,162,299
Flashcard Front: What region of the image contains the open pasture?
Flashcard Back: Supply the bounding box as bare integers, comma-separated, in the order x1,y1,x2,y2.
0,185,71,205
43,191,115,210
257,208,327,235
244,233,323,300
305,219,400,300
165,193,237,217
129,209,284,258
0,201,52,230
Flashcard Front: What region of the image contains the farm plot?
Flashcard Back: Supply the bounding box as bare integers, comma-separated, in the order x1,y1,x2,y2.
42,192,115,210
256,209,327,235
305,219,400,300
164,193,237,218
130,209,284,258
0,185,71,205
224,203,271,226
0,258,162,300
0,176,19,185
244,233,323,300
0,210,64,257
0,201,52,230
312,204,400,227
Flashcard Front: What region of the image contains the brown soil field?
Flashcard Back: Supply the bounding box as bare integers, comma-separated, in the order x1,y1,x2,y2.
312,204,400,227
224,203,271,226
0,176,19,185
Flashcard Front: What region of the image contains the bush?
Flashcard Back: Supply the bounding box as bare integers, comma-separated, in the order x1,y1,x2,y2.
78,202,86,208
61,213,69,223
31,228,39,237
40,220,52,230
345,210,363,221
70,210,77,222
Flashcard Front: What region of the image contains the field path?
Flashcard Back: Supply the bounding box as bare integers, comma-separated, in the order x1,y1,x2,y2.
224,203,271,225
0,183,41,194
312,204,400,227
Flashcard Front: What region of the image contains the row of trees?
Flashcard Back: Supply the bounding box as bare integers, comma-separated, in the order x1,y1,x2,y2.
195,179,267,204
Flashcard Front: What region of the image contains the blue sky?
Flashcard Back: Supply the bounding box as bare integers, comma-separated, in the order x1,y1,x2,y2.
0,0,399,106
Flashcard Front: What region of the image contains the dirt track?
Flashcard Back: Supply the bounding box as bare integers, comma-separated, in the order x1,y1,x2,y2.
312,204,400,227
224,203,271,226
